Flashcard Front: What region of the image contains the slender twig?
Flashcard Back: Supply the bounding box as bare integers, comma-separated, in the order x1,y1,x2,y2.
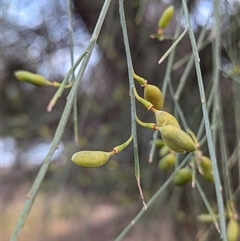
161,6,183,98
114,154,191,241
119,0,147,210
195,179,220,232
135,0,148,25
10,0,112,240
181,0,227,240
47,49,88,112
67,0,79,143
158,27,188,64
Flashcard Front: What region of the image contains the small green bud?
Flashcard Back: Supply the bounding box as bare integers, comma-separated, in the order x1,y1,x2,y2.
144,84,164,110
159,145,171,156
72,151,111,168
197,214,217,223
159,125,196,153
172,168,192,186
158,5,174,30
227,219,240,241
14,70,51,86
200,156,212,174
158,153,175,171
202,172,214,183
150,138,165,149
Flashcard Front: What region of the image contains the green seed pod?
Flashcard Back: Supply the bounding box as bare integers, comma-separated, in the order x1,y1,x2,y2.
154,110,181,129
144,84,164,110
202,172,214,183
72,151,111,168
159,145,171,156
150,138,165,149
227,219,240,241
158,5,174,30
158,153,176,171
159,125,197,153
14,70,50,86
197,214,216,223
200,156,212,174
172,168,192,186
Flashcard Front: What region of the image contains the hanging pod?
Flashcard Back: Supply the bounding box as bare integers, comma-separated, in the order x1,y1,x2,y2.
197,213,217,223
172,168,192,186
159,145,171,157
72,136,133,168
158,5,174,30
158,125,196,153
200,156,212,174
144,84,164,110
199,156,214,183
227,218,240,241
158,153,176,171
154,110,181,129
14,70,51,86
72,151,111,168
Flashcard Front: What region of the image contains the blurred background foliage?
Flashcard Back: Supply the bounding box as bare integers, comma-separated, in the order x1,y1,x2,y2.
2,0,240,240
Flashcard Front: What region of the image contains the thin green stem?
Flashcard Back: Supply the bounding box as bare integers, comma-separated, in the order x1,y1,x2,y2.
158,27,188,64
67,0,79,143
175,16,211,100
134,0,148,25
10,0,112,239
119,0,147,210
181,0,227,240
114,154,191,241
161,6,183,98
148,130,158,163
47,49,88,112
195,179,220,232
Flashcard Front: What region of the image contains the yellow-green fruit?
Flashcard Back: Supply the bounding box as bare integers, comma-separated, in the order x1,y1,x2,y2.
159,125,197,153
202,172,214,183
159,145,171,156
14,70,50,86
144,84,164,110
72,151,111,168
158,153,176,171
197,214,216,223
227,219,240,241
150,138,165,149
172,168,192,186
158,5,174,30
200,156,212,174
155,111,181,129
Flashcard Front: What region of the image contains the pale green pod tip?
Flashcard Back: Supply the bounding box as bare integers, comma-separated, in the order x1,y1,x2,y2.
172,168,192,186
202,172,214,183
158,5,174,30
197,214,216,223
150,138,165,149
14,70,50,86
72,151,111,168
200,156,212,174
227,219,240,241
159,145,171,156
144,84,164,110
159,125,197,153
155,110,181,129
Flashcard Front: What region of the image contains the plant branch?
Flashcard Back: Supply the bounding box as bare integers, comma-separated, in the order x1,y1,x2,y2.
181,0,227,240
10,0,112,239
